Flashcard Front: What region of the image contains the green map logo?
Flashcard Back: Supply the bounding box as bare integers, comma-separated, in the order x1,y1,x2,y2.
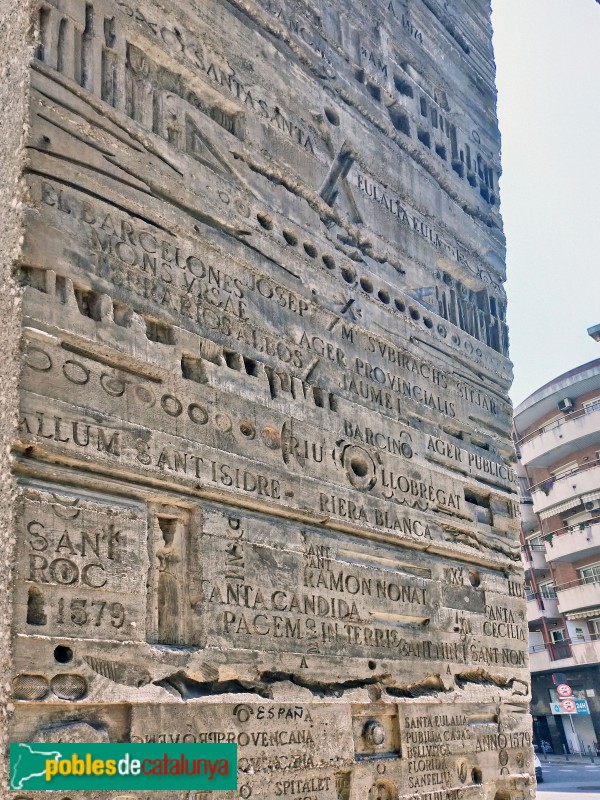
10,743,237,791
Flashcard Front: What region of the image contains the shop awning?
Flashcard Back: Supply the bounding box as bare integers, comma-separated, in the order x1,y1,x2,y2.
565,608,600,621
539,497,582,520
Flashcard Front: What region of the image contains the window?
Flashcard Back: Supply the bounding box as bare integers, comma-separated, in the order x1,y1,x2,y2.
525,585,535,601
538,581,557,599
579,564,600,585
584,397,600,414
527,534,544,550
589,618,600,640
551,628,567,643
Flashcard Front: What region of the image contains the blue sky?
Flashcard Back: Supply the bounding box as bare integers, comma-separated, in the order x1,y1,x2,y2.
491,0,600,405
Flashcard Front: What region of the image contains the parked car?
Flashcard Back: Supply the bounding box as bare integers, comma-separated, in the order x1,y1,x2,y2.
534,754,543,783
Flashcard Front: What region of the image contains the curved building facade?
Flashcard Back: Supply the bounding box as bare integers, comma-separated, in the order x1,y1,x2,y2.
515,356,600,755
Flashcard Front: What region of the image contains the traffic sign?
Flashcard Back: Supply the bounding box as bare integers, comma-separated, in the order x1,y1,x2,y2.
557,684,573,698
561,699,576,713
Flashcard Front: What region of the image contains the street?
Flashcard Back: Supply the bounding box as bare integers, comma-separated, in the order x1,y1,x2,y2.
538,761,600,799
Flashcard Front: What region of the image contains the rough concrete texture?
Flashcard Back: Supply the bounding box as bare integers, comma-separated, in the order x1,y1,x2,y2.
0,0,34,792
2,0,532,797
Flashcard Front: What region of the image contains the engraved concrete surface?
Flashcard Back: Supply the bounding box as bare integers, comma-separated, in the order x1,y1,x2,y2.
1,0,532,797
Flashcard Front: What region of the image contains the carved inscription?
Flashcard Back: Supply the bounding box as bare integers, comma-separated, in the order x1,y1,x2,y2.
6,0,530,796
16,492,146,640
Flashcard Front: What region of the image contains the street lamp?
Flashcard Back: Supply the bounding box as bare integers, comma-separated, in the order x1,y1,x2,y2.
588,324,600,343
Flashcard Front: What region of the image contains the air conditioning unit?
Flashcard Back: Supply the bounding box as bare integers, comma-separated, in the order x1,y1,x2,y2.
558,398,574,412
585,500,600,511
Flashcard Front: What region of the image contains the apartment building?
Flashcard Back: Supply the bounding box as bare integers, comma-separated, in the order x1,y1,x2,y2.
515,354,600,755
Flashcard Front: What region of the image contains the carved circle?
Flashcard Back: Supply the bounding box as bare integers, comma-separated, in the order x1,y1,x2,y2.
360,277,373,293
409,306,420,321
437,324,447,337
132,385,156,407
214,413,232,433
464,340,474,354
283,230,298,246
476,347,483,357
423,316,433,329
161,394,183,417
498,749,509,766
234,198,250,217
324,106,340,126
188,404,209,425
401,442,413,459
340,263,356,284
234,704,254,723
239,786,252,799
50,674,88,701
257,212,273,230
457,759,468,783
343,445,376,490
218,191,230,204
451,333,461,346
378,289,390,305
363,719,386,746
471,766,483,784
322,254,336,270
54,645,74,664
368,660,377,670
261,426,281,450
24,346,52,372
52,497,81,520
394,298,405,313
12,674,50,700
303,242,318,258
100,373,126,397
239,420,256,439
63,360,90,385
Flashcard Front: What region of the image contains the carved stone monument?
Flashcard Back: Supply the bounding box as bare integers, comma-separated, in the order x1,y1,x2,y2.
1,0,533,797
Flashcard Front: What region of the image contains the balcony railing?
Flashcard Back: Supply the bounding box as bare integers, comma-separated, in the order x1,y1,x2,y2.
517,404,600,446
543,515,600,542
529,640,573,661
530,457,600,496
529,633,600,667
529,459,600,516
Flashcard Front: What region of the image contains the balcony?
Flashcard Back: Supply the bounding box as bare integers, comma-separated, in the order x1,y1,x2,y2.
526,591,561,624
529,641,574,672
529,637,600,673
557,578,600,615
518,407,600,468
545,518,600,564
521,544,549,575
530,460,600,517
